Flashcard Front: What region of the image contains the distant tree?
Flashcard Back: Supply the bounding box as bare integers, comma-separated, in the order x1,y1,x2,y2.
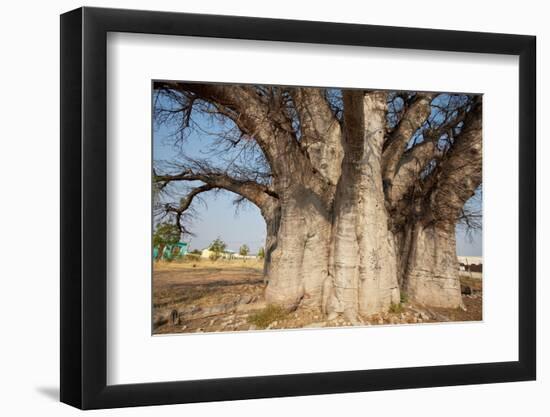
191,249,202,255
209,237,226,260
257,246,265,259
153,222,180,260
239,244,250,257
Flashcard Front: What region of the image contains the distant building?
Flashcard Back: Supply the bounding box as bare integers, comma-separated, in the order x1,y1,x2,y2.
153,242,188,260
200,247,258,260
233,253,258,260
200,248,236,259
457,256,482,273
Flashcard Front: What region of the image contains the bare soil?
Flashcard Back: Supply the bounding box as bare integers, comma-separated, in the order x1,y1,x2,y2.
153,260,482,335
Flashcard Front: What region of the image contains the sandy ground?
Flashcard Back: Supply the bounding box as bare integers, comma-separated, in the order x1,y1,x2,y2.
153,259,482,335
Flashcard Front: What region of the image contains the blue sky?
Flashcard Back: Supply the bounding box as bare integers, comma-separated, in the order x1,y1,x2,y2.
153,94,482,256
457,227,482,256
154,112,268,253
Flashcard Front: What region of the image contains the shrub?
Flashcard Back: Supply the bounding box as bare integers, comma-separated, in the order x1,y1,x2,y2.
248,305,289,329
184,254,201,262
239,244,250,257
389,302,403,314
257,247,265,259
209,237,226,260
153,222,181,260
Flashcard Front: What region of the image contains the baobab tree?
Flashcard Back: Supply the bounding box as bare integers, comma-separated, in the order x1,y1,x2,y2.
153,82,482,322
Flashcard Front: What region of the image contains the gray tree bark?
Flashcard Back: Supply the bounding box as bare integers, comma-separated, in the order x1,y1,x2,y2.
390,99,482,308
264,186,332,309
398,221,462,308
326,91,400,320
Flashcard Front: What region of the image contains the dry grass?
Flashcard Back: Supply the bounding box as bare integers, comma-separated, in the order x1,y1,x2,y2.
389,302,404,314
247,305,290,329
154,258,263,272
153,261,482,334
460,275,483,293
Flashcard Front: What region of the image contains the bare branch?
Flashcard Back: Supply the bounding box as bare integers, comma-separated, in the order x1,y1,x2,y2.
382,93,435,183
161,184,215,235
384,95,477,206
154,82,302,176
154,167,278,212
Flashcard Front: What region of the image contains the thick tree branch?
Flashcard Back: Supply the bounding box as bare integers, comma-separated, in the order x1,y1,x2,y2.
290,88,343,184
429,99,482,222
382,93,435,184
155,169,278,212
155,82,303,178
385,98,473,205
155,82,334,205
388,140,440,203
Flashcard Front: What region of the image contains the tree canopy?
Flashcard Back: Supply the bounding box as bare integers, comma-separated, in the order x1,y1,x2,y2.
153,222,181,247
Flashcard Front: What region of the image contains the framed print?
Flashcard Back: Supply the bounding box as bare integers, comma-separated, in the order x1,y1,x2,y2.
60,6,536,410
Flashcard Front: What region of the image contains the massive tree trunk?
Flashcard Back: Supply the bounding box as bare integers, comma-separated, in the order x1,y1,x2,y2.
326,91,400,320
263,89,340,310
262,203,281,278
264,185,332,310
398,221,462,308
391,100,482,308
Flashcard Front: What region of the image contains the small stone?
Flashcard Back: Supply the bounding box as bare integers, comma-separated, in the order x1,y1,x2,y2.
326,312,338,321
418,312,430,321
239,295,253,304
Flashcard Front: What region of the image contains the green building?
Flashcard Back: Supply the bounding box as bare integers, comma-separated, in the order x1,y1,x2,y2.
153,242,188,260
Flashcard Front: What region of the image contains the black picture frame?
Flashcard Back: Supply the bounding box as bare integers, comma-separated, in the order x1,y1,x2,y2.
60,6,536,410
